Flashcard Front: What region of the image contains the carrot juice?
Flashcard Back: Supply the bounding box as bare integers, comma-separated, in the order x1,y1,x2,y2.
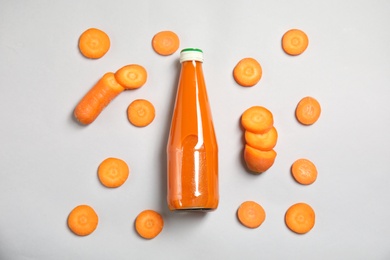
167,48,219,211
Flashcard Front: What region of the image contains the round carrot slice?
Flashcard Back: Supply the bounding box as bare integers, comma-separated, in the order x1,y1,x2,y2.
127,99,155,127
244,145,277,173
67,205,98,236
282,29,309,56
237,201,266,228
98,157,129,188
241,106,274,134
115,64,148,90
244,127,278,151
285,202,315,234
135,210,164,239
291,158,317,185
152,31,180,56
295,96,321,125
233,58,262,87
78,28,110,59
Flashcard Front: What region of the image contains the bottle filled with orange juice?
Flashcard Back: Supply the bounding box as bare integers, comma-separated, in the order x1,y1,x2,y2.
167,48,219,211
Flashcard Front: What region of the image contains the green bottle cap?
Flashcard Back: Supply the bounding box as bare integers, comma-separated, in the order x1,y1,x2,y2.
180,48,204,63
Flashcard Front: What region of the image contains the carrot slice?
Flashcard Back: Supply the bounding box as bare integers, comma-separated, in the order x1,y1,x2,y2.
245,127,278,151
152,31,180,56
98,157,129,188
237,201,266,229
135,210,164,239
241,106,273,134
244,145,277,173
233,58,262,87
282,29,309,56
67,205,98,236
291,158,317,185
74,72,125,125
78,28,110,59
285,202,315,234
295,96,321,125
115,64,147,90
127,99,155,127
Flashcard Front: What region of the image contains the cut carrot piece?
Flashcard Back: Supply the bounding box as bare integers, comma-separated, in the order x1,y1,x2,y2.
295,96,321,125
98,157,129,188
152,31,180,56
241,106,274,134
135,210,164,239
127,99,155,127
291,158,317,185
244,145,277,173
245,127,278,151
233,58,262,87
78,28,110,59
74,72,125,125
237,201,266,229
115,64,147,90
285,202,315,234
282,29,309,56
67,205,98,236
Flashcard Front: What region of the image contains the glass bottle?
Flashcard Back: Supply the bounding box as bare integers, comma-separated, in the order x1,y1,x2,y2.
167,48,219,211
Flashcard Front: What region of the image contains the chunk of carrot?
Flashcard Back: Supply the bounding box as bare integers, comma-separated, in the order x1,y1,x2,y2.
115,64,147,90
233,58,262,87
135,210,164,239
237,201,266,229
241,106,274,134
67,205,98,236
295,96,321,125
78,28,110,59
127,99,155,127
98,157,129,188
244,127,278,151
152,31,180,56
285,202,315,234
291,158,317,185
244,145,277,173
74,72,125,125
282,29,309,56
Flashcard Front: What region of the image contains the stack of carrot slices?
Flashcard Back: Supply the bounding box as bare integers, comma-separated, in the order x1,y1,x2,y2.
241,106,278,173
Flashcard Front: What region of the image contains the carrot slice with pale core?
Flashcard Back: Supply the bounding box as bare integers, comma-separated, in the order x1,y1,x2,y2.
237,201,266,228
98,157,129,188
233,58,262,87
135,210,164,239
152,31,180,56
285,202,315,234
78,28,110,59
67,205,98,236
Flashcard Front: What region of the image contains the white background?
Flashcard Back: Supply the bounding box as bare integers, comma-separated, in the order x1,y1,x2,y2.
1,0,390,259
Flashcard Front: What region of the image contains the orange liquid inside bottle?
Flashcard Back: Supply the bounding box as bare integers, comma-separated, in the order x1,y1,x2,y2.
167,48,219,211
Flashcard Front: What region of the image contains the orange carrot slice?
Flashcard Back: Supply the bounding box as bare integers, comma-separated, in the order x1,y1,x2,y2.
244,145,277,173
74,72,125,125
244,127,278,151
241,106,274,134
233,58,262,87
285,202,315,234
127,99,155,127
295,96,321,125
237,201,266,228
78,28,110,59
135,210,164,239
98,157,129,188
67,205,98,236
152,31,180,56
115,64,147,90
291,158,317,185
282,29,309,56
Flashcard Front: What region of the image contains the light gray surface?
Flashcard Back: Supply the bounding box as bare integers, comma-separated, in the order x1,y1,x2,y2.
1,0,390,259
